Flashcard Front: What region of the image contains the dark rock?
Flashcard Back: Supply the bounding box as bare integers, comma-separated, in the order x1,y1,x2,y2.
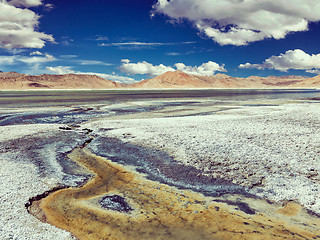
82,128,93,133
99,195,133,213
59,126,72,130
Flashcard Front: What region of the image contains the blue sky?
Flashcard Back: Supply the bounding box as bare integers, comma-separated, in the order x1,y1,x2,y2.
1,0,320,82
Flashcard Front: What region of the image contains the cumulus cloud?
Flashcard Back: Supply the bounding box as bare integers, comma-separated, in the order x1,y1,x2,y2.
120,59,226,77
30,51,43,55
121,59,130,64
239,49,320,73
0,1,54,49
175,61,226,75
152,0,320,45
46,66,74,75
45,66,136,83
7,0,42,8
119,60,175,77
43,3,54,11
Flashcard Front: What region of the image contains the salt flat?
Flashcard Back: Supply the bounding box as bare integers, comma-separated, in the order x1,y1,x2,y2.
0,124,77,240
84,101,320,215
0,90,319,239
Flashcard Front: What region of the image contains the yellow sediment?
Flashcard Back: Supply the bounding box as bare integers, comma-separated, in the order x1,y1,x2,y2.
277,202,302,216
40,148,320,240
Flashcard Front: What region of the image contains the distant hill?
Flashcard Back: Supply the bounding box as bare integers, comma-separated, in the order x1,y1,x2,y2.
129,70,211,88
292,74,320,87
0,72,121,90
0,71,318,90
127,71,313,89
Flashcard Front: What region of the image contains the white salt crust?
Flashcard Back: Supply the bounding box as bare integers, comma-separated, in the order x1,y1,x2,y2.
0,124,75,239
0,101,319,239
0,156,75,240
84,102,320,214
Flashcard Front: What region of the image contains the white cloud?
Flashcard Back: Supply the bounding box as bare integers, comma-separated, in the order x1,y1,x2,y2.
99,41,195,48
0,55,15,65
166,52,180,56
30,51,43,55
74,60,112,66
8,0,42,8
0,1,54,49
60,36,74,46
45,66,136,83
100,42,166,47
0,53,55,65
120,59,226,77
175,61,226,75
0,52,55,74
119,60,175,77
85,72,136,83
44,3,54,11
121,59,130,64
95,36,109,41
20,53,55,64
239,49,320,73
46,66,74,75
306,69,320,74
152,0,320,45
60,54,78,59
166,50,198,56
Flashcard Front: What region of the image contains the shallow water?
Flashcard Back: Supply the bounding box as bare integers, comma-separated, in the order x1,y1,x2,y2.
1,89,319,126
1,89,319,108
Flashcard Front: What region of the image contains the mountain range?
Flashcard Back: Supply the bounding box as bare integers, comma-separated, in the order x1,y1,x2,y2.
0,70,319,90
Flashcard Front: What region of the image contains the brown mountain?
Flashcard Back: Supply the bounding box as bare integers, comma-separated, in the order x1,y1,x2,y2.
0,71,318,90
292,74,320,87
130,70,211,88
0,72,121,90
128,71,313,89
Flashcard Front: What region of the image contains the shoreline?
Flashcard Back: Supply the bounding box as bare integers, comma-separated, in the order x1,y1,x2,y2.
0,87,319,91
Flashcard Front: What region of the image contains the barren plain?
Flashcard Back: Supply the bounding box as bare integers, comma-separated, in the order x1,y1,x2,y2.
0,89,319,239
